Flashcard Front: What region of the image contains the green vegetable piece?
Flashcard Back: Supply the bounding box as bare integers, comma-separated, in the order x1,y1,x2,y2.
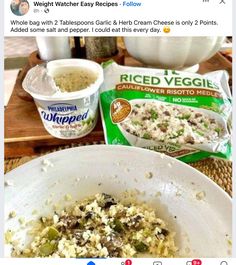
215,128,221,135
143,133,151,140
132,120,142,126
47,227,60,240
203,122,209,128
135,104,141,108
143,228,152,237
196,130,204,136
39,242,57,256
183,114,191,119
150,109,158,120
133,241,148,252
176,129,184,136
113,219,125,233
169,129,184,139
178,114,191,120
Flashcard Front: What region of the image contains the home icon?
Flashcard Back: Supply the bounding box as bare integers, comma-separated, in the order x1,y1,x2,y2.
87,262,96,265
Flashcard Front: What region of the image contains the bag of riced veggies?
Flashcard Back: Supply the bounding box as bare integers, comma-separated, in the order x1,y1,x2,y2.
99,61,232,162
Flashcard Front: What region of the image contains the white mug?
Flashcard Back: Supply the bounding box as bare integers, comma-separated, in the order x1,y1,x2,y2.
36,37,71,61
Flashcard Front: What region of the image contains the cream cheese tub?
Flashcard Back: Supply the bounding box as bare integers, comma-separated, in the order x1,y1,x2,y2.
23,59,103,139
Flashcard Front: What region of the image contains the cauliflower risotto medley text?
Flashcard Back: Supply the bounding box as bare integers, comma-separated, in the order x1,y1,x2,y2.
9,194,177,258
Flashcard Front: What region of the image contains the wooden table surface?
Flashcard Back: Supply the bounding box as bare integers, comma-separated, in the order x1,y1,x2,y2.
4,52,232,158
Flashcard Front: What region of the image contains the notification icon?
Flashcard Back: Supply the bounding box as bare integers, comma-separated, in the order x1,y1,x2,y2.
192,260,202,265
186,260,202,265
121,260,132,265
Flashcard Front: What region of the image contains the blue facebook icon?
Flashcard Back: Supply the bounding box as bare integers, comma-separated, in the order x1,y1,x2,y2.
87,262,96,265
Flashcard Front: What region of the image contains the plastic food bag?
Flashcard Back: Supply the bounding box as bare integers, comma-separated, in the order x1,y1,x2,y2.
99,61,232,162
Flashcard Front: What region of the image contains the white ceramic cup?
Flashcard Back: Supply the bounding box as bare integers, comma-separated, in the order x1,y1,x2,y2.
36,37,72,61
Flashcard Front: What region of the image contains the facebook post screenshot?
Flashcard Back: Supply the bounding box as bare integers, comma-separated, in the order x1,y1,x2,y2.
1,0,234,265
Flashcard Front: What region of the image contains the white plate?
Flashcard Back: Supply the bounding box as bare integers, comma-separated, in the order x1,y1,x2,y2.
4,145,232,258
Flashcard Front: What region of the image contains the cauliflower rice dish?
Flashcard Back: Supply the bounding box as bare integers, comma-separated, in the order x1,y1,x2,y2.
8,193,177,258
121,102,225,145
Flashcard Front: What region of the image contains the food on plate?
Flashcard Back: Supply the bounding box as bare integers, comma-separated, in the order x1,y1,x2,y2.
99,61,232,161
53,67,97,93
10,194,177,258
120,101,225,145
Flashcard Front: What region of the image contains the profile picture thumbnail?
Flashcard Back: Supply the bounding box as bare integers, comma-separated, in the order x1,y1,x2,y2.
10,0,30,16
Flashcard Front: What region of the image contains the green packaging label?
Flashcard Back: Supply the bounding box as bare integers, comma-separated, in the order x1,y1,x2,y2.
99,62,232,162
